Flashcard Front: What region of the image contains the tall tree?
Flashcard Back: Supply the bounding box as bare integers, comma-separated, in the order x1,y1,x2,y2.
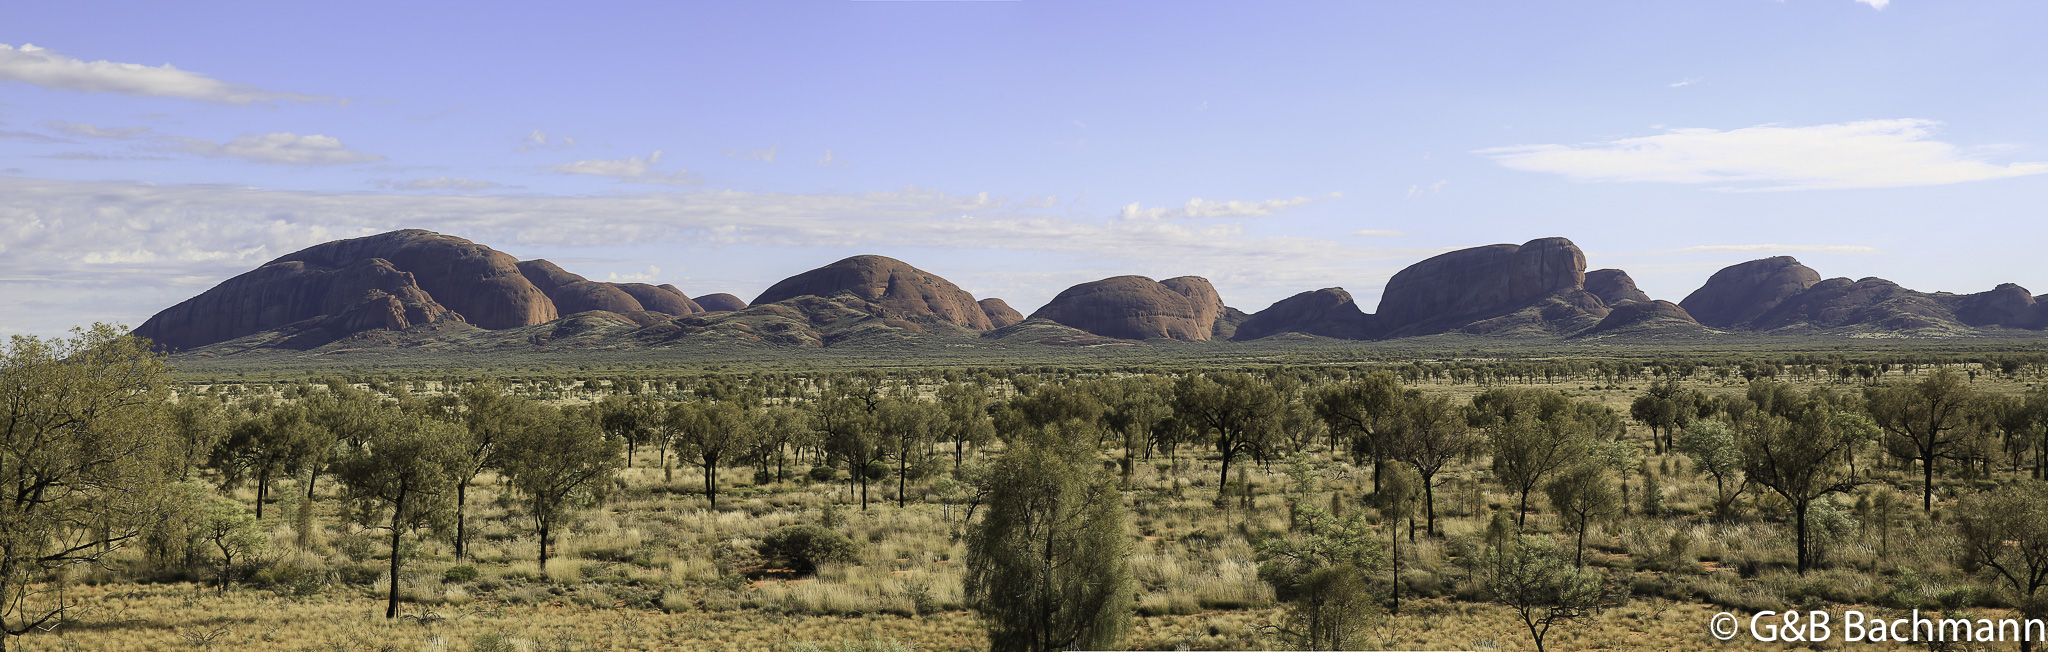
1384,392,1479,535
964,424,1133,652
1487,411,1585,527
1488,535,1611,652
1,325,181,651
1543,464,1617,567
1173,373,1283,501
1313,373,1405,492
500,406,622,570
335,410,464,618
1866,370,1976,511
1955,480,2048,652
672,401,754,509
451,383,527,560
1676,419,1745,520
1739,405,1865,575
875,397,939,508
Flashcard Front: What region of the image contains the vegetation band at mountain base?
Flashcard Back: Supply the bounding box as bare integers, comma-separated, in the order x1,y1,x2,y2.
11,326,2048,651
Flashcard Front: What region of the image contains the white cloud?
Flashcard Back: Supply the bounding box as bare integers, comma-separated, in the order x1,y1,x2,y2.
175,132,384,166
606,266,662,283
518,129,575,151
546,150,697,184
817,149,849,168
1856,0,1889,10
371,177,505,191
1405,180,1448,198
0,129,71,144
727,143,780,163
1678,244,1881,254
0,43,334,105
1119,192,1340,221
1668,77,1702,88
46,120,151,139
1350,229,1409,237
1477,119,2048,190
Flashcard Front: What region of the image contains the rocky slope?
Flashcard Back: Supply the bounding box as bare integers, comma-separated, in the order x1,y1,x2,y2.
693,293,749,312
751,255,994,330
978,298,1026,328
1232,288,1372,341
1029,275,1235,341
1373,237,1621,337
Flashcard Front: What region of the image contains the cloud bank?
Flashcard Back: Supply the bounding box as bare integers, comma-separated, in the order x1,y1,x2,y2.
1478,119,2047,191
0,43,334,105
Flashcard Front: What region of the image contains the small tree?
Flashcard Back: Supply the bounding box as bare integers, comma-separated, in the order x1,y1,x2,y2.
1384,392,1478,535
672,401,754,509
1488,535,1611,652
1866,370,1975,511
1956,480,2048,652
1281,565,1379,651
1488,412,1585,527
1373,465,1421,614
335,410,463,618
500,406,622,570
964,424,1132,652
1739,407,1864,575
196,497,266,590
1543,464,1617,567
1313,373,1405,492
1676,419,1744,519
1173,372,1283,502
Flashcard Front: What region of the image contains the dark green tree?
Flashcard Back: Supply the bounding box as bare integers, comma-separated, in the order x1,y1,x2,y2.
964,424,1132,652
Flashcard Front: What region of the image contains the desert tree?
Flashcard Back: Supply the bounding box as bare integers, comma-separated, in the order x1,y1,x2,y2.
1543,463,1617,567
1488,535,1611,652
334,409,464,618
1955,480,2048,652
0,325,181,651
1676,419,1745,519
196,496,265,590
673,400,755,509
746,404,810,483
166,398,228,481
1172,372,1283,502
596,394,656,467
1096,377,1170,490
1312,372,1404,491
450,382,528,560
1866,369,1975,511
936,382,997,472
500,406,622,570
1373,465,1421,614
1739,405,1866,575
875,396,940,508
1384,392,1479,535
1486,411,1585,527
964,423,1132,652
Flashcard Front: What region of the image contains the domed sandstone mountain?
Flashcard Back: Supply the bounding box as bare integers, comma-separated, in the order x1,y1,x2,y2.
693,293,749,313
1585,269,1652,306
751,255,994,330
978,298,1026,328
136,229,553,350
1232,288,1371,341
1678,256,1822,328
1029,275,1231,341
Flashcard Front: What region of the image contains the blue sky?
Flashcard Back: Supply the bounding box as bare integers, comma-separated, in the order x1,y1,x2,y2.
3,1,2045,337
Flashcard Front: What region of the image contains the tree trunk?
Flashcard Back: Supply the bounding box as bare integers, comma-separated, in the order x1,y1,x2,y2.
255,466,269,520
1422,473,1438,536
1794,501,1810,576
454,480,469,560
1390,521,1401,614
538,517,552,570
1922,456,1935,512
386,491,405,619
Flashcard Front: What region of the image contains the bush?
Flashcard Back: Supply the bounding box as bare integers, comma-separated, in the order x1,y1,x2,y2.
757,524,859,575
809,466,837,483
444,565,480,583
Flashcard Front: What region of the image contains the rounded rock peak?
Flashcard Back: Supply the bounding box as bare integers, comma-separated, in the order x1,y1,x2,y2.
751,254,993,330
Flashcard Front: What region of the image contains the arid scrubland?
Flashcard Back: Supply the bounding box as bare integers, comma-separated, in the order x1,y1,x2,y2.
9,329,2048,651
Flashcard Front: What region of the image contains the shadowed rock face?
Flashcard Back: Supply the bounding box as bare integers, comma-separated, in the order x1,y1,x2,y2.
1679,256,1822,328
1375,237,1597,335
1954,283,2044,328
516,259,585,295
1232,288,1371,341
1509,237,1587,303
614,283,702,316
1586,300,1696,335
1029,275,1229,341
1585,269,1652,306
549,281,646,315
751,255,994,330
978,298,1026,328
1748,277,1961,332
693,293,748,312
134,229,549,350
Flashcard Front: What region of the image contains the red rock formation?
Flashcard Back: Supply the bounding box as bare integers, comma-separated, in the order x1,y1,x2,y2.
1374,237,1597,336
1232,288,1371,341
614,283,702,316
1584,269,1652,306
752,255,994,330
1679,257,1821,328
1585,300,1696,335
133,230,554,350
548,281,645,315
1953,283,2043,328
1028,275,1230,341
692,293,749,312
978,298,1025,328
516,259,585,295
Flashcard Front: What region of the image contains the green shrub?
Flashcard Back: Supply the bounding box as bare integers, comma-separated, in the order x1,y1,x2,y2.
443,565,480,583
757,524,859,575
809,465,837,483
